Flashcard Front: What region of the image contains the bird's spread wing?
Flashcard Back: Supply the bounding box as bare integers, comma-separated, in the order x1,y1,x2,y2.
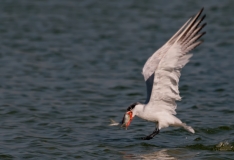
145,8,206,114
143,16,193,103
142,12,197,103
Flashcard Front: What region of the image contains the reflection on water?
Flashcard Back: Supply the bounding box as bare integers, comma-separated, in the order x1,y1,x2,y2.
136,149,177,160
123,149,197,160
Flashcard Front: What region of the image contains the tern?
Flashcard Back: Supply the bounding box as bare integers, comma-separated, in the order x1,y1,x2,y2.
110,8,206,140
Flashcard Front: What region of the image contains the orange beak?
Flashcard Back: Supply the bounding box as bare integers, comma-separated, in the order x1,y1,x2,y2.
125,111,133,129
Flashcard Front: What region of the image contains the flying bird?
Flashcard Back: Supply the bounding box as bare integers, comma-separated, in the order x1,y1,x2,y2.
110,8,206,140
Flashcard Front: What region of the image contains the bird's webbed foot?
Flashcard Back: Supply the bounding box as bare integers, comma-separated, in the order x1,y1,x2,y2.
141,128,160,140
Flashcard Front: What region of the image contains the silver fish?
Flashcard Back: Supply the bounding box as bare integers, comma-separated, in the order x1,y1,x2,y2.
109,119,120,126
121,113,131,129
109,111,132,130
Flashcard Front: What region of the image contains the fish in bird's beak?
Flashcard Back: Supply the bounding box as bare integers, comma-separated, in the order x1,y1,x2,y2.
121,111,133,130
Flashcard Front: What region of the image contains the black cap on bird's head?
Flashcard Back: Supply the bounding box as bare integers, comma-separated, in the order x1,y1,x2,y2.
127,102,139,111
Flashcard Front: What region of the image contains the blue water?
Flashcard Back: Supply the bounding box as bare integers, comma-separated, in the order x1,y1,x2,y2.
0,0,234,159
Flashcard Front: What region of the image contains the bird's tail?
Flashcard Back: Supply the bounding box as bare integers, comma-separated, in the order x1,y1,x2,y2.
182,123,195,133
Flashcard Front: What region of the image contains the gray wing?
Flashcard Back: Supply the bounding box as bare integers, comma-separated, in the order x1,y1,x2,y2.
147,8,206,114
143,8,206,103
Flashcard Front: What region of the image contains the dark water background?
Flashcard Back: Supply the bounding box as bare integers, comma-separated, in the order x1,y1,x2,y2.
0,0,234,159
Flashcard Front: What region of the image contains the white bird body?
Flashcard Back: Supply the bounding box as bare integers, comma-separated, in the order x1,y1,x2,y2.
133,103,194,133
111,8,206,140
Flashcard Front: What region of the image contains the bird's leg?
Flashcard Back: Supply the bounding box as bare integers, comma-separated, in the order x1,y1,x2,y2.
141,128,160,140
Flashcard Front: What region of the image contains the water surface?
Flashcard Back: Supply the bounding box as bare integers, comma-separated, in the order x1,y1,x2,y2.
0,0,234,159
